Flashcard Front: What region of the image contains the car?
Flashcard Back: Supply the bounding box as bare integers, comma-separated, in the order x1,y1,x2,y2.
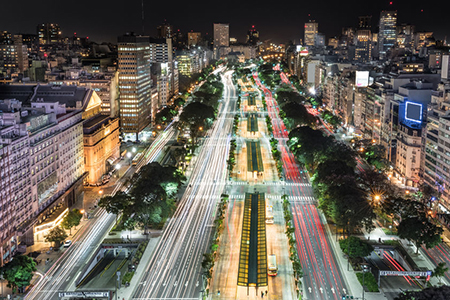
64,240,72,248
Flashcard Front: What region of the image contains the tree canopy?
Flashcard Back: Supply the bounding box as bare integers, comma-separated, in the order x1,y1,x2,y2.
45,226,68,247
0,255,37,293
180,102,215,148
339,236,374,258
397,216,443,253
394,285,450,300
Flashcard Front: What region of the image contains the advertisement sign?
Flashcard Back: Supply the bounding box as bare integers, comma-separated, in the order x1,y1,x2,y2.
379,270,432,277
355,71,369,87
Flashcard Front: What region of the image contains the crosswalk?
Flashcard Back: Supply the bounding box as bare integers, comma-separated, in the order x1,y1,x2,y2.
229,194,316,204
228,181,311,186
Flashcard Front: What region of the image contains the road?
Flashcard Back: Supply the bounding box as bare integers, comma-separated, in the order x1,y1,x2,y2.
131,69,236,299
253,73,348,300
25,121,177,300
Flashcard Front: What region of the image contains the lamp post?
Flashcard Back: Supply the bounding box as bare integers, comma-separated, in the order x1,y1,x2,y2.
362,264,370,300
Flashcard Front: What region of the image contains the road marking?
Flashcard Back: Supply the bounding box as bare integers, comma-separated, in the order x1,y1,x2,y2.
65,277,70,282
185,281,188,287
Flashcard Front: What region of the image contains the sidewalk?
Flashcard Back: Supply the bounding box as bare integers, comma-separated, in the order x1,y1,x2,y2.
323,220,387,300
116,237,161,300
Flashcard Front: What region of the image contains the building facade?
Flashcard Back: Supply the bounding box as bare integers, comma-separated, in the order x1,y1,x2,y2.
118,34,152,141
378,11,397,59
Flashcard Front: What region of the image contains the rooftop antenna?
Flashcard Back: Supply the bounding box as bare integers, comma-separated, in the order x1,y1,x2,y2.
141,0,145,35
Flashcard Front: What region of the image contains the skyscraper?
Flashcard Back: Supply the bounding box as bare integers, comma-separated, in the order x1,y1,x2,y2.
157,21,173,39
37,23,61,45
246,25,259,45
304,21,318,46
118,33,152,141
187,32,201,47
213,23,229,48
355,16,372,63
378,11,397,59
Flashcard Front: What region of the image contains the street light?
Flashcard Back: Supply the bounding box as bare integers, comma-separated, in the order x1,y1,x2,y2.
132,147,136,153
362,264,371,300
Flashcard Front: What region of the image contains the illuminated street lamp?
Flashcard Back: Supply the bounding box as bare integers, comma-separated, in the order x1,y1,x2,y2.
127,153,132,159
132,147,136,153
99,190,103,195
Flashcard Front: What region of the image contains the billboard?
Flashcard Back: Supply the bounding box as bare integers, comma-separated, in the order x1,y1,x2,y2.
355,71,370,87
442,55,449,80
399,100,424,129
405,101,423,123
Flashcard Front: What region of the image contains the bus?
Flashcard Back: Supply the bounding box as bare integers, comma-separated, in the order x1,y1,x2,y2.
266,204,274,224
268,254,278,276
132,152,143,166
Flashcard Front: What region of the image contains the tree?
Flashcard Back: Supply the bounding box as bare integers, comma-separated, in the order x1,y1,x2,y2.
314,159,355,187
0,255,36,293
397,217,443,253
44,226,68,248
98,192,132,225
394,285,450,300
61,209,83,235
364,144,388,171
180,102,215,148
339,236,374,258
280,101,316,129
432,262,449,284
322,183,375,234
288,126,332,171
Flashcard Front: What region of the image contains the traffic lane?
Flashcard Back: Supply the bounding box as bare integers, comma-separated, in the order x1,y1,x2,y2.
132,72,235,299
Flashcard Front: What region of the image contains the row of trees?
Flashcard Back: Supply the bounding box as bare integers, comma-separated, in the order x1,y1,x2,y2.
99,162,184,233
201,194,229,294
179,74,224,149
258,63,281,89
275,85,316,131
289,126,375,234
281,195,303,295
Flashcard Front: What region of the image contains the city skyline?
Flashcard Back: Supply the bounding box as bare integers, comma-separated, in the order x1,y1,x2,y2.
0,0,447,44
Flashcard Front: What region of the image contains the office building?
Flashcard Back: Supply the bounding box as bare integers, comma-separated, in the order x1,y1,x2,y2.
304,21,318,46
378,11,397,59
188,32,201,47
0,33,28,76
117,33,152,141
37,23,62,45
213,23,229,48
157,22,174,39
0,84,93,253
246,26,260,45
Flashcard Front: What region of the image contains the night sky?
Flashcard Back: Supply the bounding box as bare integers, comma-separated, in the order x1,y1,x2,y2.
0,0,448,44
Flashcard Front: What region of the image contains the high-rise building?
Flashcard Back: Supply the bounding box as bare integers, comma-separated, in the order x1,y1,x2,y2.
378,11,397,59
246,25,259,45
187,32,201,47
397,24,415,49
358,16,372,29
304,21,318,46
37,23,61,45
0,32,28,75
157,22,174,39
118,33,152,141
213,23,229,48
